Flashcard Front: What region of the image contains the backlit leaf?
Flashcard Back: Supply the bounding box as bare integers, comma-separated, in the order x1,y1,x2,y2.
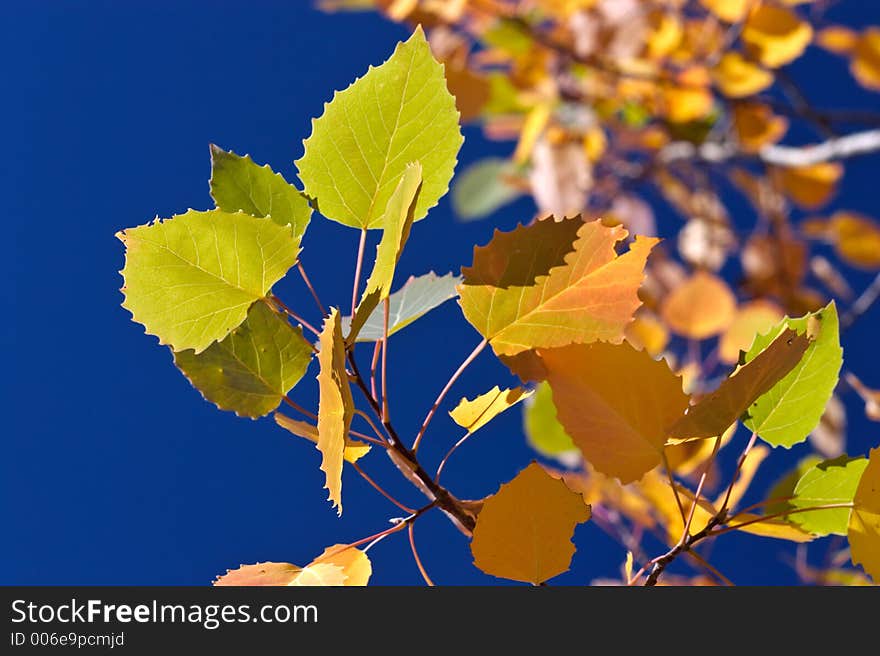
209,145,312,241
742,4,813,69
790,456,868,536
296,27,463,229
173,301,313,418
852,28,880,91
347,162,423,342
771,163,843,209
849,448,880,582
458,217,658,356
118,209,300,353
719,300,785,365
669,327,814,441
450,386,532,435
316,309,354,514
541,342,690,483
470,462,590,584
712,53,774,98
764,454,824,515
343,272,461,342
274,413,371,463
452,158,524,221
310,544,372,586
215,544,370,586
699,0,751,23
523,381,578,463
743,302,842,448
661,271,736,339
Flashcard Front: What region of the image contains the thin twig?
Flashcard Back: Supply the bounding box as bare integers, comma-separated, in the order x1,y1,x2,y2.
353,409,388,445
381,297,390,423
709,503,855,537
269,296,321,338
351,461,415,513
408,523,435,586
661,451,688,525
297,261,327,316
435,432,473,483
283,395,318,420
350,229,368,319
370,340,382,402
685,551,734,586
413,339,488,452
717,431,758,518
681,434,722,540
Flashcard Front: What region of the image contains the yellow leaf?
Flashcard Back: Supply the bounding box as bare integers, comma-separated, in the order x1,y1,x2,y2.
645,10,683,59
661,271,737,339
637,471,716,543
829,212,880,269
665,423,736,476
733,102,789,152
816,25,858,55
849,448,880,582
450,386,533,435
582,126,607,163
713,52,774,98
733,514,814,542
662,85,715,123
214,562,304,586
316,309,354,514
846,373,880,422
311,544,372,586
290,563,349,586
669,327,814,441
771,162,843,209
513,103,552,165
742,4,813,68
625,310,670,357
274,413,371,463
719,300,785,364
541,342,690,483
699,0,752,24
852,28,880,91
471,462,591,584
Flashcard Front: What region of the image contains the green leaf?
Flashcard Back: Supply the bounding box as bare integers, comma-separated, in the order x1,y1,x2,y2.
342,272,461,342
347,162,422,343
452,158,523,221
209,145,312,242
296,26,463,229
744,302,843,448
523,382,579,463
790,455,867,536
764,454,823,516
173,301,314,418
118,209,300,353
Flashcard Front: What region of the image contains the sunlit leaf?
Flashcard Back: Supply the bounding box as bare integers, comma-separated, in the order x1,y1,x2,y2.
669,327,814,441
450,386,532,435
523,382,578,463
743,302,842,448
118,209,300,353
712,53,774,98
209,145,312,241
348,162,423,342
173,302,313,418
771,163,843,210
699,0,751,23
789,456,868,536
316,309,354,514
816,25,858,55
274,413,371,463
742,4,813,69
458,217,658,356
310,544,372,586
764,454,824,515
849,448,880,582
719,300,785,365
661,271,737,339
625,310,669,357
343,272,461,342
733,102,789,152
296,27,462,229
470,462,591,584
541,342,690,483
852,28,880,91
214,544,371,586
827,212,880,269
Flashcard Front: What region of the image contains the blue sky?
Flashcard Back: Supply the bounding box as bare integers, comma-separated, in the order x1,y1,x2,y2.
4,1,879,585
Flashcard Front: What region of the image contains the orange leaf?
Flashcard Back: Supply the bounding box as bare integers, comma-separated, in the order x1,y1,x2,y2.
771,162,843,209
669,327,814,441
661,271,737,339
311,544,372,586
699,0,752,24
852,28,880,91
214,562,304,586
625,310,670,356
829,212,880,269
541,342,690,482
470,462,591,584
742,4,813,68
214,544,371,586
719,300,785,364
712,52,774,98
316,309,354,514
733,102,789,152
459,217,658,356
816,25,858,55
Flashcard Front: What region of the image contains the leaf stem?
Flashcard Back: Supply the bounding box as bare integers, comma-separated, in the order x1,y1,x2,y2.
351,461,414,513
370,340,382,402
716,431,758,518
661,451,688,526
413,338,488,452
269,295,321,338
708,503,854,537
434,432,473,483
297,261,327,317
282,395,318,420
381,297,390,423
350,228,368,319
408,523,435,586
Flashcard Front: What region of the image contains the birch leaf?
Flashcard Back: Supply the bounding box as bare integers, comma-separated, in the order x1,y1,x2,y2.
118,209,299,353
449,386,532,435
790,456,868,536
173,302,313,418
316,309,354,514
459,217,658,356
470,462,591,584
296,27,462,229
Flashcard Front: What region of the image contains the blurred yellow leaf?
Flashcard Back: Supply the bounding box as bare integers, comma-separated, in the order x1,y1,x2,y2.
771,162,843,209
514,103,552,164
662,85,715,123
816,25,858,55
733,102,789,152
713,52,774,98
742,4,813,68
852,28,880,91
645,10,683,59
666,424,736,476
449,386,533,434
719,300,785,364
829,212,880,269
471,462,591,584
625,310,670,356
849,448,880,582
699,0,752,24
661,271,737,339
